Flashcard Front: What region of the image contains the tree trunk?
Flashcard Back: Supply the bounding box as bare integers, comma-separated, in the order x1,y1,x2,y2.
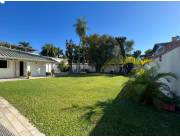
96,64,101,73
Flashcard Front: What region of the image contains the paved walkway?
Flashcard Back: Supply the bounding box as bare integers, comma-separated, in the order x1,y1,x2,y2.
0,97,44,136
0,76,50,82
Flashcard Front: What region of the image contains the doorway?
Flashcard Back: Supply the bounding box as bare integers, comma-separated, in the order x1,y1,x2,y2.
20,61,24,76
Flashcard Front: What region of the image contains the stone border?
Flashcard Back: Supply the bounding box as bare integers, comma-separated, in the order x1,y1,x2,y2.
0,97,44,136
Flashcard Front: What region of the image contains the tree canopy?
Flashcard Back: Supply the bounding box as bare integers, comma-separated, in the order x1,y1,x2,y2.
40,43,63,57
133,50,142,58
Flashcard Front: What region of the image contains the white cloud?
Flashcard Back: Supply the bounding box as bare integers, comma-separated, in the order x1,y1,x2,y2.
0,0,5,4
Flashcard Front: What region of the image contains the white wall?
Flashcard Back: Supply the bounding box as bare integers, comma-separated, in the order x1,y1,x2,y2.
72,63,96,73
46,63,52,73
27,62,46,77
102,65,122,73
154,47,180,96
0,60,53,78
0,60,16,78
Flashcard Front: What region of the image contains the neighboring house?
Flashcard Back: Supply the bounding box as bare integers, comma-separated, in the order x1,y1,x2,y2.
48,57,67,73
152,36,180,96
72,63,96,73
0,46,55,78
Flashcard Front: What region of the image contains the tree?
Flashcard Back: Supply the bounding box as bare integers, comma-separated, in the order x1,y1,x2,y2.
115,37,126,61
124,40,134,55
86,34,115,72
40,43,60,57
65,40,76,72
73,17,88,72
57,48,64,58
73,17,88,45
144,49,153,56
133,50,142,58
19,41,32,51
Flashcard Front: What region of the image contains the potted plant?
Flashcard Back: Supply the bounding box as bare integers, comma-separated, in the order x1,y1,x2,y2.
27,71,31,79
51,69,55,77
157,91,178,112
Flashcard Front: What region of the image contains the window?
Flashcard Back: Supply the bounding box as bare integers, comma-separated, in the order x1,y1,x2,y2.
0,60,7,68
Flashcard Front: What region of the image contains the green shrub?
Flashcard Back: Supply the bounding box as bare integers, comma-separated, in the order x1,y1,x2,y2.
58,61,69,72
120,67,177,105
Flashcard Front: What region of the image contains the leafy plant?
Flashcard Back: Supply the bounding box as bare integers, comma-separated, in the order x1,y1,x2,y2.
51,69,55,75
27,71,31,79
58,61,69,72
120,67,177,105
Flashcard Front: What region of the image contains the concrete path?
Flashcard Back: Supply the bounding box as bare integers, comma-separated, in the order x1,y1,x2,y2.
0,97,44,136
0,76,50,82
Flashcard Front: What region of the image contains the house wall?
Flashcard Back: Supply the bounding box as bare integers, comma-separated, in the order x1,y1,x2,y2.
0,59,53,78
46,63,52,73
102,65,122,73
26,62,47,77
0,60,16,78
154,46,180,96
72,64,96,73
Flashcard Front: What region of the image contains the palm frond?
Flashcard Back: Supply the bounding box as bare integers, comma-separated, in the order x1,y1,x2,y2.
154,72,177,81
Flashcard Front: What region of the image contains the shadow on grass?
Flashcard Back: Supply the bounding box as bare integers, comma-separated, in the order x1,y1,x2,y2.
86,85,180,135
58,73,123,78
61,81,180,135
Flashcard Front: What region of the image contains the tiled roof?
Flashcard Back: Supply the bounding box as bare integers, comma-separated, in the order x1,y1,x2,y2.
152,40,180,59
0,47,54,63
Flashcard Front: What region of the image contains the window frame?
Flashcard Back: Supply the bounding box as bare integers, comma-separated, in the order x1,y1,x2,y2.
0,60,8,68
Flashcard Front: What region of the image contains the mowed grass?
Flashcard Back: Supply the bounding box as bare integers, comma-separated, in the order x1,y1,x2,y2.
0,74,180,135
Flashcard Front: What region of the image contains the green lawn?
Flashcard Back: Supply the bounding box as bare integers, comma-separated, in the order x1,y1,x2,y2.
0,74,180,135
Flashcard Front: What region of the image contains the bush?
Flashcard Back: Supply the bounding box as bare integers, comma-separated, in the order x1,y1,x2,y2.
27,71,31,76
58,61,69,72
51,69,55,75
27,71,31,79
120,67,177,105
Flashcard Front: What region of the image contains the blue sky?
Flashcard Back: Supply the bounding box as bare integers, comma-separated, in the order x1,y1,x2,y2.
0,1,180,53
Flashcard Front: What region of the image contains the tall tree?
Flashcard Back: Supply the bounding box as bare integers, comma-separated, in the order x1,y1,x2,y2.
40,43,59,57
65,40,75,72
86,34,115,72
73,17,88,72
115,37,126,61
115,37,134,60
133,50,142,58
19,41,32,51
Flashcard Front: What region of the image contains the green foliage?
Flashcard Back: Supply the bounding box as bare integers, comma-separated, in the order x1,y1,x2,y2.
73,17,88,45
19,41,32,48
65,40,76,72
144,49,153,56
58,61,69,72
41,43,63,57
120,67,177,104
27,71,31,76
86,34,115,72
133,50,141,58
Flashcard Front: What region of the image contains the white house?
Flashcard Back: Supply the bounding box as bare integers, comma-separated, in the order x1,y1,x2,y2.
152,36,180,96
0,47,55,78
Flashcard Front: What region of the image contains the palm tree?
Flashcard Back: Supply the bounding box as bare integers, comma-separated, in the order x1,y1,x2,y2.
19,41,32,51
120,65,177,105
73,17,88,72
40,43,58,57
115,37,134,73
